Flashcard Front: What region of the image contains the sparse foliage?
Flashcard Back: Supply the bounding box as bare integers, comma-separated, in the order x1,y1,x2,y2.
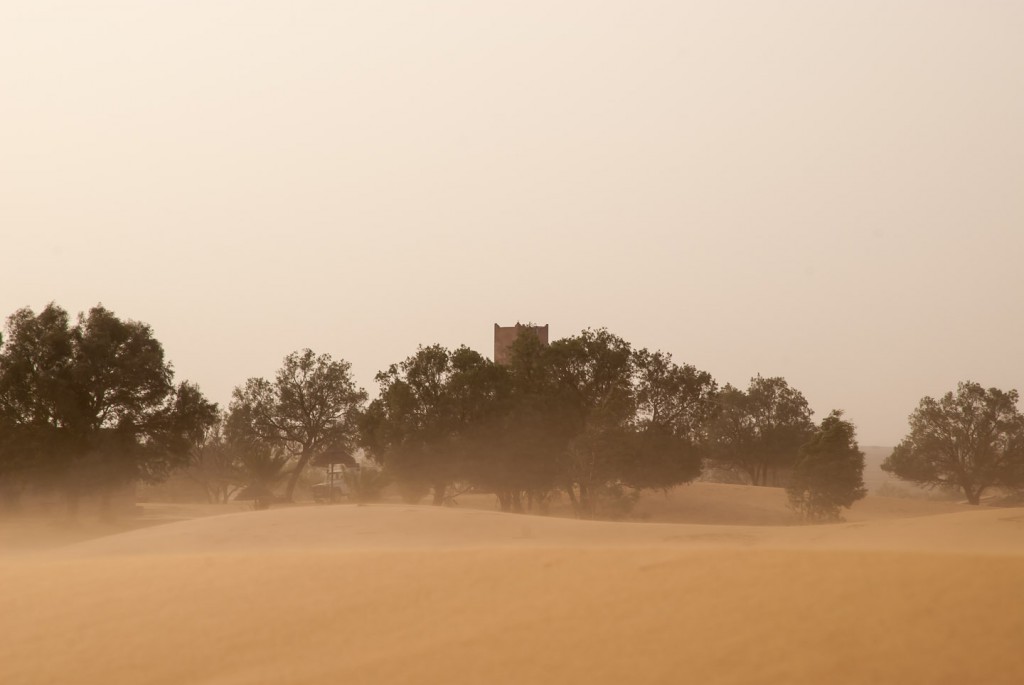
182,413,245,503
230,349,366,501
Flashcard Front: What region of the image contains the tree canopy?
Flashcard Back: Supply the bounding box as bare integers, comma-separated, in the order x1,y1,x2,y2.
708,375,815,486
360,344,508,505
229,349,367,501
0,303,217,513
360,329,713,517
787,410,866,522
882,381,1024,504
2,304,889,522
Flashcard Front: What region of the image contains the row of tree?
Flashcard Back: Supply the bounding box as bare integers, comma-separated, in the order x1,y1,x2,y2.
356,329,863,519
3,304,1023,521
0,304,218,515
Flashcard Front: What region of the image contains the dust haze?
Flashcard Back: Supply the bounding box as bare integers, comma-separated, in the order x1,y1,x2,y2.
2,2,1023,684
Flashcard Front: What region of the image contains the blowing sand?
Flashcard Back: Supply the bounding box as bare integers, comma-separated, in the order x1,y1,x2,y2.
1,487,1022,685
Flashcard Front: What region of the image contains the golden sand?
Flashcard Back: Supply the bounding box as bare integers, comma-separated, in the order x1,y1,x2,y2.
1,487,1021,685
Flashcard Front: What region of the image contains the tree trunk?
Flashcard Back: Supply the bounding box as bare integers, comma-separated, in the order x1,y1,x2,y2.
432,483,447,506
959,479,984,505
577,482,592,519
565,482,579,516
283,449,313,502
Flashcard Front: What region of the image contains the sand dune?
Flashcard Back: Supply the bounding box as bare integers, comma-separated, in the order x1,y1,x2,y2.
1,492,1022,685
50,500,1023,557
0,482,968,553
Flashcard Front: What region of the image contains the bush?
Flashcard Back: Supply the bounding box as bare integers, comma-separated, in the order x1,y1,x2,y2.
787,411,866,523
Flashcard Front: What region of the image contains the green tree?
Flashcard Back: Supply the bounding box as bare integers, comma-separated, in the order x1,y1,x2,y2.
709,375,815,486
363,330,718,518
882,381,1024,505
224,404,290,509
628,348,716,491
230,349,367,502
787,410,866,522
360,344,505,505
545,329,637,517
483,329,564,512
0,305,77,504
0,303,218,515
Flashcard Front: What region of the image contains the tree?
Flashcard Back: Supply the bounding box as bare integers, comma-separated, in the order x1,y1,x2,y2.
628,348,716,491
0,303,218,515
708,376,815,486
510,330,710,518
481,329,564,512
224,405,291,510
0,304,77,504
545,329,637,517
362,330,719,518
787,410,866,522
360,344,505,505
882,381,1024,505
182,412,245,504
230,349,366,502
151,381,222,478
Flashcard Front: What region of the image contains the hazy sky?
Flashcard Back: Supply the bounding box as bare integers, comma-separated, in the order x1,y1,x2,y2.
2,1,1022,445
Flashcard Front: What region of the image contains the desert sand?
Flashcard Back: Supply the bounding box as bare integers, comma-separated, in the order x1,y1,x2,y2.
1,485,1022,685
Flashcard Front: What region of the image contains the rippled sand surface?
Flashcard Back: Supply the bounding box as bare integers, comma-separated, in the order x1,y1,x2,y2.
1,491,1022,685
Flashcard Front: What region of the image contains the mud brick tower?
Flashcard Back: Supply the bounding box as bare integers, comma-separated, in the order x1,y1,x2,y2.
493,323,549,365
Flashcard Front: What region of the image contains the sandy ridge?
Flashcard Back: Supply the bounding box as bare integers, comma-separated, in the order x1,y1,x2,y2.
44,502,1024,558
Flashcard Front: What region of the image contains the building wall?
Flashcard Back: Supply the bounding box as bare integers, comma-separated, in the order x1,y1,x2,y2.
494,323,549,365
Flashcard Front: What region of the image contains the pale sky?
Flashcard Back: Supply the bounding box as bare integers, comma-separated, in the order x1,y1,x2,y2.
2,1,1022,445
